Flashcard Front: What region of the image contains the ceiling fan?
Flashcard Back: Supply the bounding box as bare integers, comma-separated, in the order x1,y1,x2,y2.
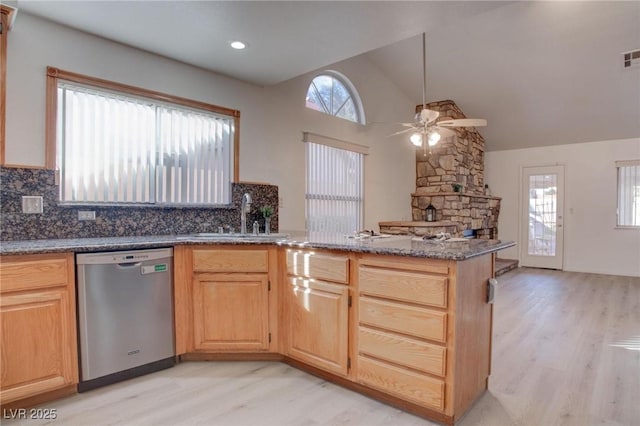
392,33,487,154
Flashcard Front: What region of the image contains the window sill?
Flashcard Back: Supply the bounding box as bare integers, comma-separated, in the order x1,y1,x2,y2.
615,226,640,230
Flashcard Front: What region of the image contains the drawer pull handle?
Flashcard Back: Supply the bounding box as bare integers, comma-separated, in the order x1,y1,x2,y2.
487,278,497,304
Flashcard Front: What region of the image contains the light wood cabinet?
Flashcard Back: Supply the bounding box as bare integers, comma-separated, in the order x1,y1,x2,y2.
284,249,351,377
355,253,494,422
358,326,446,377
286,277,349,376
193,249,268,273
358,266,447,308
358,355,445,410
359,296,447,343
0,253,78,404
285,250,349,284
193,273,269,351
0,242,497,425
175,246,276,354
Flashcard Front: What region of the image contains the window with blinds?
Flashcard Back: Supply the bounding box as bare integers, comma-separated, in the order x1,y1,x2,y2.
305,134,366,235
617,160,640,227
55,80,235,205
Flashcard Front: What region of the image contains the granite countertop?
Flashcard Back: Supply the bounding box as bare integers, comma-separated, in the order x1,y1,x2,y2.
0,232,515,260
281,233,515,260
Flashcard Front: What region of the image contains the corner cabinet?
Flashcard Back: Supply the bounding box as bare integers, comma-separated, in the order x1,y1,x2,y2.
283,249,350,377
174,246,278,354
0,253,79,404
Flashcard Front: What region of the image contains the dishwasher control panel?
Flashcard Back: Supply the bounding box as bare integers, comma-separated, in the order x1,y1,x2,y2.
76,248,173,265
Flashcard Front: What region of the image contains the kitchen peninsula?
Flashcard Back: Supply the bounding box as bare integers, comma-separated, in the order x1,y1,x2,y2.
0,234,513,425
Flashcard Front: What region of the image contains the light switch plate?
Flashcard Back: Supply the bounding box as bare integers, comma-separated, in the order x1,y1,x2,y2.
22,196,43,214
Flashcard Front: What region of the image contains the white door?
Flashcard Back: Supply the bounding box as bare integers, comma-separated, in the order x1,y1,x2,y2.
520,165,565,269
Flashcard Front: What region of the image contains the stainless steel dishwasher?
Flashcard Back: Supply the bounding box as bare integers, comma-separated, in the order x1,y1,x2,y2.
76,248,175,392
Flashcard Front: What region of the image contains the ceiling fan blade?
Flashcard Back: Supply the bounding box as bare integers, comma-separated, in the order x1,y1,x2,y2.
388,127,416,137
438,118,487,127
432,126,456,138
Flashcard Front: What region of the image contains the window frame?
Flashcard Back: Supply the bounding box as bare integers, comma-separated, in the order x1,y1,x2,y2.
616,160,640,229
0,5,17,165
304,132,367,236
45,67,240,202
305,70,366,125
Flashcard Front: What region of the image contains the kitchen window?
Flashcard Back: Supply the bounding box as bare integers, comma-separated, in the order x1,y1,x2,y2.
304,132,367,235
616,160,640,227
46,67,239,205
305,71,365,124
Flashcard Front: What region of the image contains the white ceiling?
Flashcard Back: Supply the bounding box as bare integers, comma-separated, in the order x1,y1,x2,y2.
15,1,640,151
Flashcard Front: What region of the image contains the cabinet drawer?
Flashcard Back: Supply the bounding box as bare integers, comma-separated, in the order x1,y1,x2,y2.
286,250,348,284
359,326,446,377
0,254,71,293
359,296,447,343
359,266,447,308
357,356,445,410
193,249,268,273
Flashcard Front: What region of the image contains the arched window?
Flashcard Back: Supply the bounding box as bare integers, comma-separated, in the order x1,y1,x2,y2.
305,71,365,124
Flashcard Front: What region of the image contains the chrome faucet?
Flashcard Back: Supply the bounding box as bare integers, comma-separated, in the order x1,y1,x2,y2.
240,193,252,234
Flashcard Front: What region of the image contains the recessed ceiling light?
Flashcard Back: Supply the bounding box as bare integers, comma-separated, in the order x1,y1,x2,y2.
230,41,247,50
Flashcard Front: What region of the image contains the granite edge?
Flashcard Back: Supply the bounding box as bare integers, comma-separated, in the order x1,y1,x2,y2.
0,236,515,260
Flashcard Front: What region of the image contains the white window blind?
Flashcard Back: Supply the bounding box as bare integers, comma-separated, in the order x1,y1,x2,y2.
305,137,364,235
57,82,234,205
616,160,640,227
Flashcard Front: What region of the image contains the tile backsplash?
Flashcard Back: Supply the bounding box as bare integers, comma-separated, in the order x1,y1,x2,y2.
0,167,278,241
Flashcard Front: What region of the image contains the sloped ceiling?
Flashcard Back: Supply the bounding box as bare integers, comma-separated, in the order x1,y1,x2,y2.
365,1,640,151
15,0,640,151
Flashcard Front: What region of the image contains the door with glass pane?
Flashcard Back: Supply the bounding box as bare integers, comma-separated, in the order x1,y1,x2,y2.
520,165,565,269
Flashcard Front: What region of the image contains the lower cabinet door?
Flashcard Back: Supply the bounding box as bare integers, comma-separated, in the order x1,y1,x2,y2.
286,277,349,376
193,273,269,351
0,289,78,403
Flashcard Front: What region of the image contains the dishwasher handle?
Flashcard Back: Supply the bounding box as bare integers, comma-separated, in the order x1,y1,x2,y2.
117,262,142,268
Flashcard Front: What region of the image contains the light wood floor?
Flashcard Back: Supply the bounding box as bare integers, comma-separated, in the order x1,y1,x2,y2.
5,268,639,426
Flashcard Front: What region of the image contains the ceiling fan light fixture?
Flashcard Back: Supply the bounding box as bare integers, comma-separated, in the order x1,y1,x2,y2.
428,131,441,146
388,32,486,148
410,132,423,147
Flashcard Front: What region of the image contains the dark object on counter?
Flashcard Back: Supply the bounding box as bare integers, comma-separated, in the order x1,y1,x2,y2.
425,204,436,222
463,229,477,239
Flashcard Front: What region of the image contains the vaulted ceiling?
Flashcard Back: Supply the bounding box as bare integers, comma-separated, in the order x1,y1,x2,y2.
15,1,640,151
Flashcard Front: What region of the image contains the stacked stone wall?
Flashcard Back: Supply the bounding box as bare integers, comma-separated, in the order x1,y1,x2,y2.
415,100,485,195
411,193,500,239
379,222,458,237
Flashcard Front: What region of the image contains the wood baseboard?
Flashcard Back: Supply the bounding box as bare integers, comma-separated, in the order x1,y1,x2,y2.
179,352,284,362
0,384,77,412
283,357,454,426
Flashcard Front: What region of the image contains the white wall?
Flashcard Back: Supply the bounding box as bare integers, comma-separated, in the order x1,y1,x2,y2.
486,138,640,277
5,13,415,231
263,54,416,231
